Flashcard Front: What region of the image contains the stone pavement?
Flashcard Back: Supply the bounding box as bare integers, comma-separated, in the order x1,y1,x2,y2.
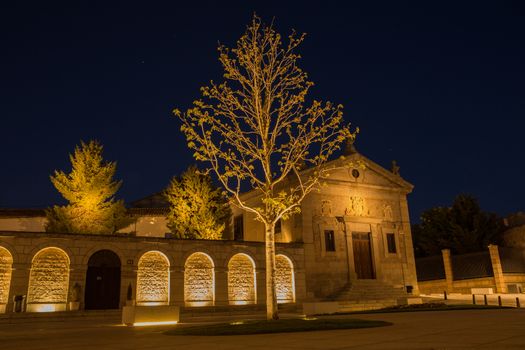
1,309,524,349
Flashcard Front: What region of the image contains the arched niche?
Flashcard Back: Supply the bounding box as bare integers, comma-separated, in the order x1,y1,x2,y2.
0,247,13,313
228,253,256,305
136,251,170,306
275,254,295,304
85,250,121,310
27,247,70,312
184,252,214,306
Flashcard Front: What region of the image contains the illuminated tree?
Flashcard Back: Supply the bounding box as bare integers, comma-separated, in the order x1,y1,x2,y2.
46,140,130,234
176,16,356,319
164,165,231,240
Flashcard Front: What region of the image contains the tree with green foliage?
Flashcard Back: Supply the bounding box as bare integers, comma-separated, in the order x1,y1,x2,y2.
175,15,355,319
164,166,231,240
412,194,505,257
46,140,130,234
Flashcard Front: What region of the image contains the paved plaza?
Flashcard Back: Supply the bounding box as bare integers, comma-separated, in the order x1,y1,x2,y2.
1,309,524,349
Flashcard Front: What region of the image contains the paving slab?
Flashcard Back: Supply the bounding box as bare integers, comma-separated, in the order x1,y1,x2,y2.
1,309,524,349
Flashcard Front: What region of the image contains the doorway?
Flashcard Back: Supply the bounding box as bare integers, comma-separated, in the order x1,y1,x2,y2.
352,232,375,279
85,250,121,310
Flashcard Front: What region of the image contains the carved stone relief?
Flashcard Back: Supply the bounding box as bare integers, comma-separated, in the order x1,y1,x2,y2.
321,200,332,216
382,203,394,221
346,196,369,216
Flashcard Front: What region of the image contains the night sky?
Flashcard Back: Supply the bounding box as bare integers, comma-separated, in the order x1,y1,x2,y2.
1,1,524,222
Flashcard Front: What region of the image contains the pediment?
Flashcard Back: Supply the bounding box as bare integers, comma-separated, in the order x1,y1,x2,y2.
319,153,414,193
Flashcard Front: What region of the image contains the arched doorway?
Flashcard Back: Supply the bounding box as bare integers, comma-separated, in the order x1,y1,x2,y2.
85,250,121,310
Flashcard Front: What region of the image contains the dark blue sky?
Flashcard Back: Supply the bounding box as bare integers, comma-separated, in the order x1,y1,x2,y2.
1,1,523,222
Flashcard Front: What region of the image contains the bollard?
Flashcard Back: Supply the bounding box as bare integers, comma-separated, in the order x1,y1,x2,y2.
472,294,476,305
498,296,502,307
517,297,521,308
484,294,488,305
444,290,447,300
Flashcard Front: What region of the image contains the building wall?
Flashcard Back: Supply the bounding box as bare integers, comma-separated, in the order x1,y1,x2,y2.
504,226,525,248
231,155,420,300
418,275,525,295
0,217,46,232
0,231,305,313
300,171,419,299
118,216,169,238
0,215,168,238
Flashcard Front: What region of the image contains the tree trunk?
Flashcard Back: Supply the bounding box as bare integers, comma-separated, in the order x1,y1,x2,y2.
265,222,278,320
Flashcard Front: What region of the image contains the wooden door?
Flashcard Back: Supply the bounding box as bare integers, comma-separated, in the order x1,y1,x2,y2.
85,250,121,310
352,232,375,279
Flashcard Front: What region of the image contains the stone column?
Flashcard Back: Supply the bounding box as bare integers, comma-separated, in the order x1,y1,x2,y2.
120,264,136,308
214,267,229,306
399,196,420,295
68,264,87,310
255,267,266,305
488,244,507,294
441,249,454,292
344,224,357,281
170,266,184,305
370,224,383,280
8,262,30,313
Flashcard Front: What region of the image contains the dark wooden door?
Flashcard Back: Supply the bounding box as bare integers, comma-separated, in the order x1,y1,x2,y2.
85,250,121,310
352,232,375,279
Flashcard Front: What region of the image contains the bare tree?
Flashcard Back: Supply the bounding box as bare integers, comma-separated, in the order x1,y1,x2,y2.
175,15,356,320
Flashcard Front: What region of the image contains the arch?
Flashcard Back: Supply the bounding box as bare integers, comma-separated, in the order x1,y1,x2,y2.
228,253,256,305
27,247,70,312
85,250,121,310
184,252,214,306
275,254,295,303
81,244,125,266
0,247,13,313
136,251,170,306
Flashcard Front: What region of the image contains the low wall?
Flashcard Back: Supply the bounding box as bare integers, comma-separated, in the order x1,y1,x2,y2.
419,275,525,294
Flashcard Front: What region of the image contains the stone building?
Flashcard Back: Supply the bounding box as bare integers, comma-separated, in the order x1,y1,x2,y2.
503,212,525,248
0,145,419,314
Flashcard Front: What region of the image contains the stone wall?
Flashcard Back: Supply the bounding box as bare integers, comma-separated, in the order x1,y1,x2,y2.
0,231,304,313
0,217,46,233
417,246,525,294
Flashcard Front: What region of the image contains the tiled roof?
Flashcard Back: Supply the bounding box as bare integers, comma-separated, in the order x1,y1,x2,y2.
127,207,169,216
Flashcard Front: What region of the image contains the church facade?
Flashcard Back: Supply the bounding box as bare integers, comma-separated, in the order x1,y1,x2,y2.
0,148,419,314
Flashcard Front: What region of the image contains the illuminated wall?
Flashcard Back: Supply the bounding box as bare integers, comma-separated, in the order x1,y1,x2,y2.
0,247,13,310
275,254,295,303
27,247,70,312
228,253,256,305
184,252,214,306
136,251,170,305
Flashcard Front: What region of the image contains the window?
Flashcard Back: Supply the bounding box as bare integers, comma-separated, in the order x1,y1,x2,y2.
275,219,282,234
234,215,244,241
386,233,397,253
324,230,336,251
